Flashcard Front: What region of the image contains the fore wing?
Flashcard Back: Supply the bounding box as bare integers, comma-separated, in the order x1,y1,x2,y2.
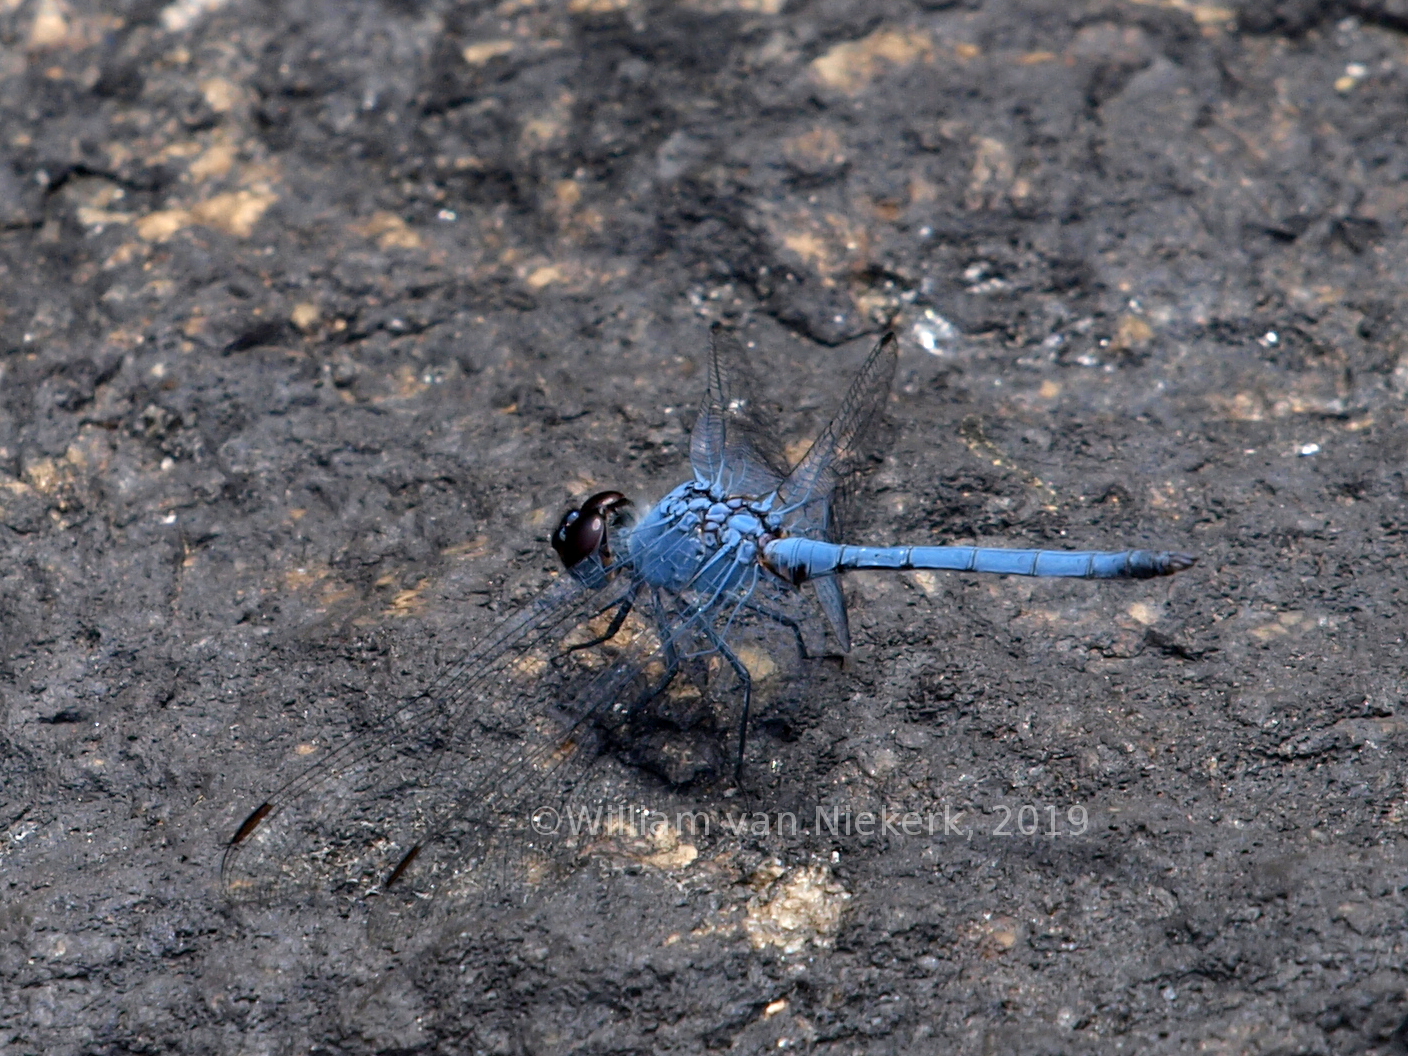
690,324,788,498
219,560,635,910
219,521,732,916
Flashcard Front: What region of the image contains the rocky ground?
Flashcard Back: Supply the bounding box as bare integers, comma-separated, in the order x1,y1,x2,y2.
4,0,1408,1052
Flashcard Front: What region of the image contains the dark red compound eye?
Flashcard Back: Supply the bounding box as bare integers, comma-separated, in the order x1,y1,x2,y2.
552,491,631,568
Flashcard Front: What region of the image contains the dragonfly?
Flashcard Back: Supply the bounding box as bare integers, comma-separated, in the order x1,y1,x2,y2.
222,326,1194,911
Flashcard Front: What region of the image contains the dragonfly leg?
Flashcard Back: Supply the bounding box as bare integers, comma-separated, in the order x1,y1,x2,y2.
700,622,752,787
621,652,682,717
625,592,687,714
740,601,820,660
567,582,642,652
601,591,685,727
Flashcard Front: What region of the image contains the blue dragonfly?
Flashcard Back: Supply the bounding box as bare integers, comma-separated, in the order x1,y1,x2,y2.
222,326,1193,908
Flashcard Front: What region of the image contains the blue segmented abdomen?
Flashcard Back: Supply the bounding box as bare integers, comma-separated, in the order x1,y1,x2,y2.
764,538,1196,582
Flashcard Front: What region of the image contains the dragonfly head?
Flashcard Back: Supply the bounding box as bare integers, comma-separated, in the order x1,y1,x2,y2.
552,491,632,568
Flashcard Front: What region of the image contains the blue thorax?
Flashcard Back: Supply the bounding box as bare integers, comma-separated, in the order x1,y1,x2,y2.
626,480,786,595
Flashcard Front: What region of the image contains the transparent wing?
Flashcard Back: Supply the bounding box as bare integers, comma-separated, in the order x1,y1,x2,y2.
775,332,899,652
219,520,743,921
219,559,633,908
690,324,788,498
779,331,898,518
364,592,709,928
369,548,834,915
358,574,830,937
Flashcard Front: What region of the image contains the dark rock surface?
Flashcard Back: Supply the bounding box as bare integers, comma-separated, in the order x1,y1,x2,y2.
3,0,1408,1052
